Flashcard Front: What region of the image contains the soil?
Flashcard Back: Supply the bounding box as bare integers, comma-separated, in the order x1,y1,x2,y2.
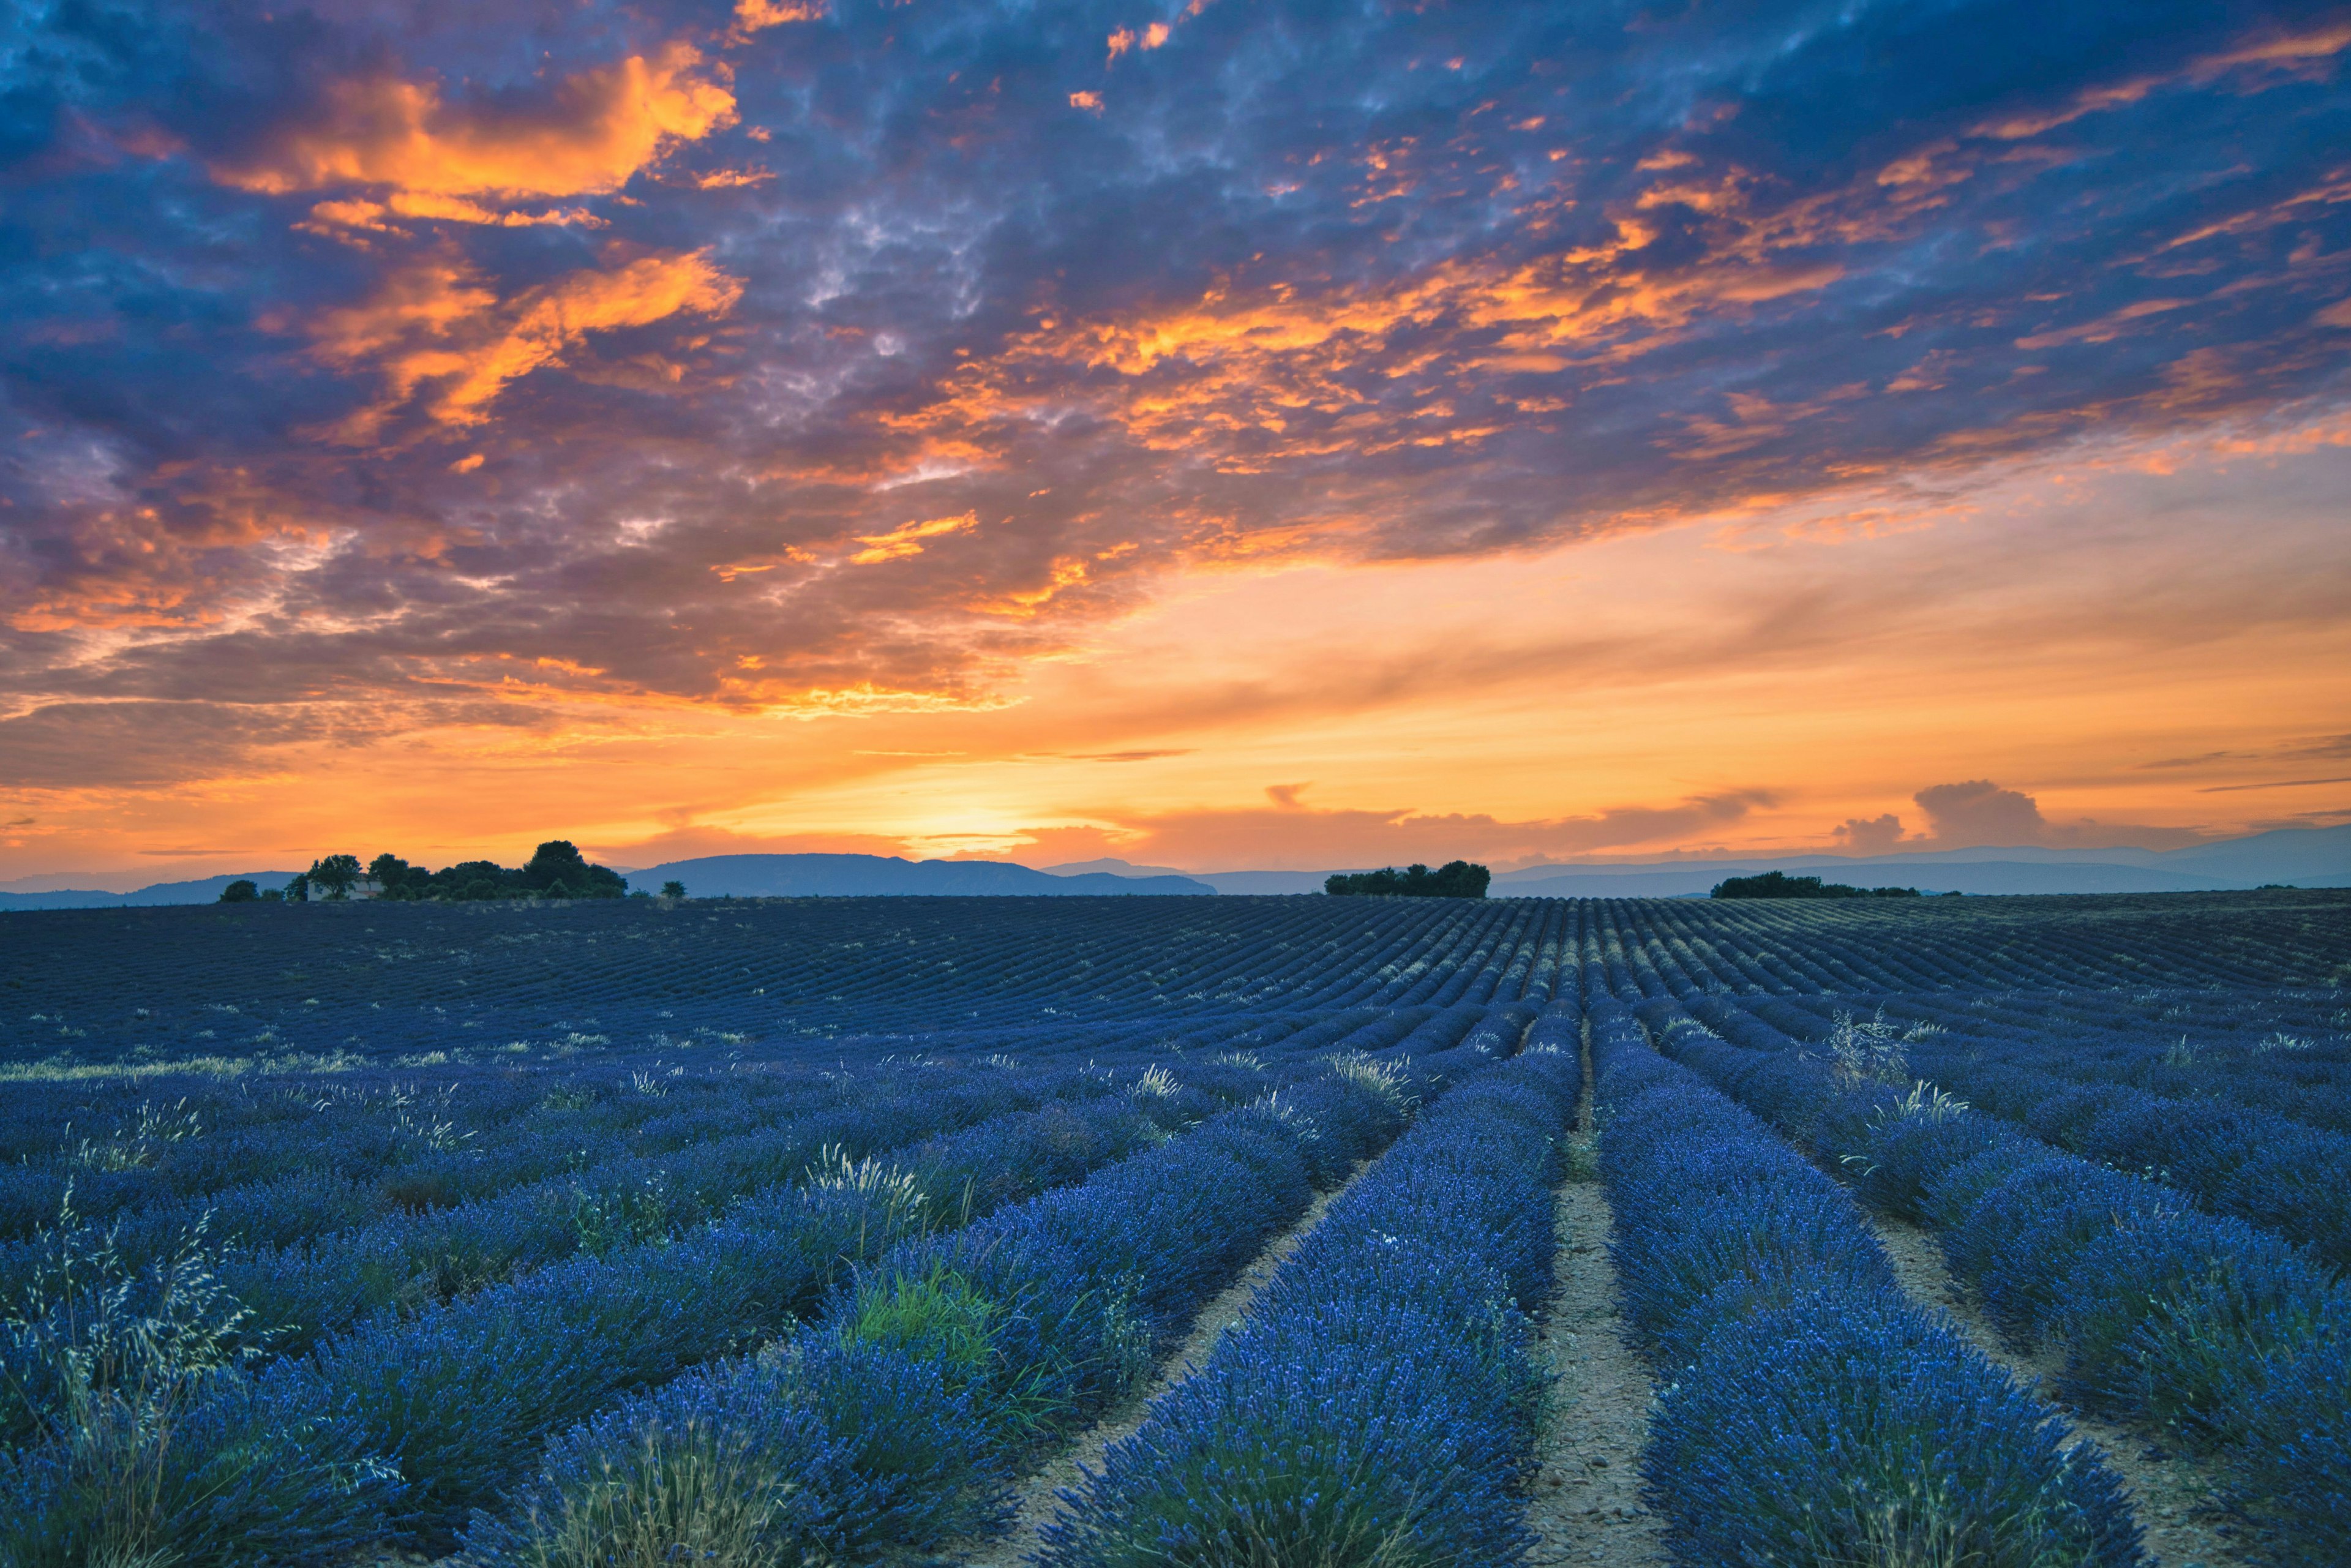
1868,1214,2252,1568
958,1158,1380,1567
1521,1123,1670,1568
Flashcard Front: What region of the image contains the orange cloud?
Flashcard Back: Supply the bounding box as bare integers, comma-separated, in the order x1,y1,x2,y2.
216,43,734,228
1107,20,1171,61
1974,21,2350,140
308,249,744,438
2014,296,2192,350
849,512,981,565
888,212,1841,486
975,556,1090,616
735,0,828,31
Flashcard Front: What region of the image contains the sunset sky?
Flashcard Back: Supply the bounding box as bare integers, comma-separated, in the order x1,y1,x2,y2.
4,1,2349,882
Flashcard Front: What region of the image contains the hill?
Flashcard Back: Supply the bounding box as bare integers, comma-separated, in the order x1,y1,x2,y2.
622,853,1215,898
0,871,303,912
1486,823,2351,897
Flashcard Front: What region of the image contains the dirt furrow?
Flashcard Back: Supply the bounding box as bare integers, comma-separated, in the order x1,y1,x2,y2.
1868,1215,2251,1568
1522,1114,1668,1568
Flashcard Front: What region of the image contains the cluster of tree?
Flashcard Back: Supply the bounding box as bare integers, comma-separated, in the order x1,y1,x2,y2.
1324,861,1492,899
220,842,636,903
369,841,629,902
1709,871,1924,899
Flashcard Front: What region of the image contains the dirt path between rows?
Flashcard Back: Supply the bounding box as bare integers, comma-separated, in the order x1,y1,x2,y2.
958,1158,1379,1567
1524,1170,1669,1568
1868,1215,2251,1568
1521,1045,1667,1568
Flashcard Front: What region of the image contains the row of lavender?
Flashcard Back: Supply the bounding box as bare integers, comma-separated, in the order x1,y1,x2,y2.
467,1037,1447,1564
2,1011,1526,1566
1741,992,2351,1270
1038,1009,1584,1562
1854,992,2351,1133
1588,1000,2145,1564
1636,991,2350,1561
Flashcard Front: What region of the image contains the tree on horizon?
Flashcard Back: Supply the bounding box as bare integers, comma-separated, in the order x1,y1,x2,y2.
1325,861,1491,898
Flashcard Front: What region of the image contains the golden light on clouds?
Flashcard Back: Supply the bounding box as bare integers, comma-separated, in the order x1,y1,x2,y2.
216,43,735,222
849,512,981,565
11,419,2348,878
306,250,743,437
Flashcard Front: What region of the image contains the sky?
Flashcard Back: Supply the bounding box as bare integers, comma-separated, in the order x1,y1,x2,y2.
2,0,2349,883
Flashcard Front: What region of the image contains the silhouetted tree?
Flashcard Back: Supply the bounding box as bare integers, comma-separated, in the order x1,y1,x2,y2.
661,880,687,899
522,841,625,898
217,880,259,903
309,855,362,900
1325,861,1491,898
297,842,629,902
282,873,310,902
1711,871,1921,899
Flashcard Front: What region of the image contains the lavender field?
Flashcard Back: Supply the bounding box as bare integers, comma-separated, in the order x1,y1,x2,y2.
2,890,2347,1567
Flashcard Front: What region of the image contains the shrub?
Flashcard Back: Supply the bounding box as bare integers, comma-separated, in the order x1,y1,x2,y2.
1040,1292,1537,1568
0,1200,396,1567
2049,1213,2336,1441
2232,1329,2351,1560
461,1340,1007,1568
0,1366,400,1568
1647,1297,2141,1567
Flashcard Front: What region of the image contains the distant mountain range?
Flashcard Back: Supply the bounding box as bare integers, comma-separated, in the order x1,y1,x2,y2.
1068,823,2351,897
1480,823,2351,897
617,853,1215,898
0,872,303,912
6,823,2345,910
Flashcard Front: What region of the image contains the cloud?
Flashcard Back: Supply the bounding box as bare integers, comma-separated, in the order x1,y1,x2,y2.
849,513,981,566
1832,813,1910,855
735,1,828,33
214,43,735,231
1023,789,1783,871
307,250,744,437
1908,779,2208,851
1022,749,1193,763
0,702,318,789
2199,775,2351,795
594,824,910,866
1911,779,2050,847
